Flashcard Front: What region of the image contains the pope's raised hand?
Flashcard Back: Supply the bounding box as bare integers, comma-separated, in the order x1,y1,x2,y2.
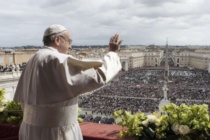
109,34,123,52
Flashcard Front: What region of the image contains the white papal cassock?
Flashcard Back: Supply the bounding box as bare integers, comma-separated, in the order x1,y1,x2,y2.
14,47,122,140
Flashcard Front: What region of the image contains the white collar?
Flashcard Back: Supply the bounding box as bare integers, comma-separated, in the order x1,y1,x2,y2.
46,46,59,52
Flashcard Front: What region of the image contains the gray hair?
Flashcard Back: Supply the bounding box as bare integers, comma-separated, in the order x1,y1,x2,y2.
42,34,57,46
42,24,67,46
42,31,68,46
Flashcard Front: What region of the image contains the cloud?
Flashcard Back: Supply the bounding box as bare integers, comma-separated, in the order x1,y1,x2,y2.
142,0,184,6
0,0,210,47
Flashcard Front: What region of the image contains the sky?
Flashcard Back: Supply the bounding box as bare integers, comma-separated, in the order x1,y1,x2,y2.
1,0,210,47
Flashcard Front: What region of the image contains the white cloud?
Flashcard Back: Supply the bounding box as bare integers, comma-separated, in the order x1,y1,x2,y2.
0,0,210,47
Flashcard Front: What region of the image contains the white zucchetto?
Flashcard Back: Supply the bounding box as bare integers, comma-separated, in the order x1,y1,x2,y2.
43,24,67,37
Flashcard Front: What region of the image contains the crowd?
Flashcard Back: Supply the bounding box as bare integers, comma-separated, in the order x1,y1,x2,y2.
79,96,159,115
79,67,210,123
79,114,115,124
0,63,26,72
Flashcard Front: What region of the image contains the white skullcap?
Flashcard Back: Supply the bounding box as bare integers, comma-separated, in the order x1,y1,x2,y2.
43,24,67,37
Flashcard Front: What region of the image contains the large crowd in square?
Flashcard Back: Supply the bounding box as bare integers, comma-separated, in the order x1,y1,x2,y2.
78,67,210,123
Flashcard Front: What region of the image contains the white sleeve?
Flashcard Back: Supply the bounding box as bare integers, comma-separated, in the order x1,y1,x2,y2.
99,51,122,83
64,52,122,96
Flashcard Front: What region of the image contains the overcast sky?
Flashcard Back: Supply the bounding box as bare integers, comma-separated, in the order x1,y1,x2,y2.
1,0,210,47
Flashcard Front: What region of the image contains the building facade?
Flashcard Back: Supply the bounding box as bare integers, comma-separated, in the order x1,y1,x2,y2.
0,48,165,71
0,52,34,67
172,50,210,71
144,50,164,67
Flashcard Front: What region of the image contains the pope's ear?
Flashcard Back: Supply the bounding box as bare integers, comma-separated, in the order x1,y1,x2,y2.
54,36,60,45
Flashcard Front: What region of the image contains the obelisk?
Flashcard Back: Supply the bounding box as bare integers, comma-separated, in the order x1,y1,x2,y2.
163,39,169,100
159,40,170,112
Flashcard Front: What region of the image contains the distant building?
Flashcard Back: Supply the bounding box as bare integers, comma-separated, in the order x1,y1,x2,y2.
144,50,164,67
1,47,209,72
172,49,210,72
0,51,35,67
116,48,163,69
0,48,167,71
